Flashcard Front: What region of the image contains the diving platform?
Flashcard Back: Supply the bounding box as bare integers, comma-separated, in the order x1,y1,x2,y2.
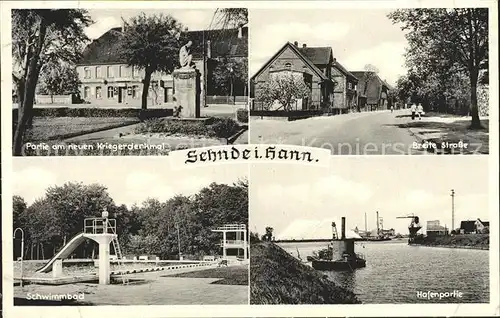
212,224,247,260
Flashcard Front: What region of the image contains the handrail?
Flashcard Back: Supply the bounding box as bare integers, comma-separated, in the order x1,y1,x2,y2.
220,240,245,245
84,218,116,234
212,224,246,231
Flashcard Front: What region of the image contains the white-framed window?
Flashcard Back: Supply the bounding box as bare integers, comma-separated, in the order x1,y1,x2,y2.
84,67,91,79
132,86,139,98
348,82,352,89
284,62,292,69
119,65,124,78
107,66,114,78
96,86,102,99
107,86,114,98
96,66,102,78
84,86,90,98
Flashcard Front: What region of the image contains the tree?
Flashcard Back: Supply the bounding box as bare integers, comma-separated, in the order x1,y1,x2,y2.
388,9,488,129
250,232,260,243
13,195,28,231
213,8,248,29
256,73,311,111
12,9,92,155
44,182,114,249
37,61,81,96
359,64,380,111
211,57,248,97
120,13,186,110
263,227,274,241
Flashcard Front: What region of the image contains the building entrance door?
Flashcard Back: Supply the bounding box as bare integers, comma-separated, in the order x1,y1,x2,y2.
118,87,124,103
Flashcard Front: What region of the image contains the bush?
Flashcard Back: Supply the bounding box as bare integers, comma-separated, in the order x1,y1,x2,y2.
133,117,240,140
12,107,173,120
250,232,260,243
212,117,240,141
236,108,248,123
135,118,216,137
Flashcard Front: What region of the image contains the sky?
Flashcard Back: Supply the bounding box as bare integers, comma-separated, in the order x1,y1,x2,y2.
250,157,490,237
13,157,247,207
84,9,219,40
82,8,408,85
249,9,408,85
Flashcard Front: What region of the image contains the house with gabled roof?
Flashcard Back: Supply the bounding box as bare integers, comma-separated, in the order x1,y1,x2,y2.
250,41,358,114
76,26,247,108
460,218,489,234
350,71,393,111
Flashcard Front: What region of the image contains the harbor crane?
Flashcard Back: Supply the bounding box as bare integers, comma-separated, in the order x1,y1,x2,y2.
396,214,422,243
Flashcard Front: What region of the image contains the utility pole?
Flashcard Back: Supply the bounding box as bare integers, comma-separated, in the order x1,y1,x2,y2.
364,212,367,236
177,224,181,260
376,211,379,236
451,189,455,231
202,30,207,108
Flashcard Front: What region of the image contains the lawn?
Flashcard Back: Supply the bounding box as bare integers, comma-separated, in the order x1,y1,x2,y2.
163,265,249,285
21,116,140,142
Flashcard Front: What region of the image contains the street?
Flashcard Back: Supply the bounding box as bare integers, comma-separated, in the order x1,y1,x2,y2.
250,110,489,155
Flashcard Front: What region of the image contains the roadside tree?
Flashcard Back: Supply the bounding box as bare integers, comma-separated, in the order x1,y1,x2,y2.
12,9,92,155
37,61,81,100
120,13,186,110
389,8,488,128
257,73,311,111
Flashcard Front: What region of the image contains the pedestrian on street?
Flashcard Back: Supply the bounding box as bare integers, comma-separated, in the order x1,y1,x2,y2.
410,103,417,120
390,105,394,113
417,103,424,120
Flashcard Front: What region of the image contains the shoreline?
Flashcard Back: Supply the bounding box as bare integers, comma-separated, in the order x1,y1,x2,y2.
410,244,489,250
250,242,360,304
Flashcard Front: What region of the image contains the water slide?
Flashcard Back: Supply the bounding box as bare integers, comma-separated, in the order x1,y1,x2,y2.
36,233,87,273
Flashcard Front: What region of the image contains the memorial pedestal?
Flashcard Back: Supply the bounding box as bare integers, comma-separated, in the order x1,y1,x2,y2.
173,68,200,118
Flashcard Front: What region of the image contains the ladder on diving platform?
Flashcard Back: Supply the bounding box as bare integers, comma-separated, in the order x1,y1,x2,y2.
108,220,130,285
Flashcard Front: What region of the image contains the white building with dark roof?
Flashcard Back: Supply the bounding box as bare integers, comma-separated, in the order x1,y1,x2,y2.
76,26,247,108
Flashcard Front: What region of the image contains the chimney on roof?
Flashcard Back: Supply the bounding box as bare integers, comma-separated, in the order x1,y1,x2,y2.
294,41,298,47
302,43,307,48
333,58,337,64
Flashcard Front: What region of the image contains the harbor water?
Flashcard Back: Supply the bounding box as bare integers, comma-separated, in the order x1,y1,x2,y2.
279,240,489,303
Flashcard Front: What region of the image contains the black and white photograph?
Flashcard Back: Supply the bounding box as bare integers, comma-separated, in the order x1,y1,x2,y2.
1,0,499,318
12,158,249,305
250,157,490,304
12,8,248,156
249,8,490,155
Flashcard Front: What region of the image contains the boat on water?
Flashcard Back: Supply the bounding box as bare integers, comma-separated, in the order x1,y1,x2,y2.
311,253,366,270
363,236,392,242
310,217,367,271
